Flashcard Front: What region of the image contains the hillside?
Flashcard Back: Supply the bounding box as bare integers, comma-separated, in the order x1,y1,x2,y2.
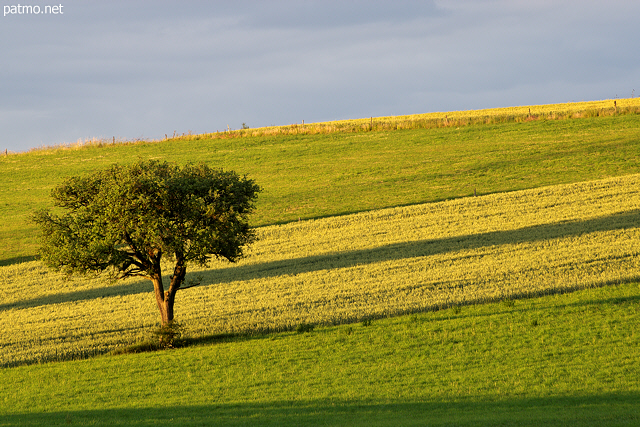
2,173,639,367
2,100,640,425
2,98,640,264
3,282,639,426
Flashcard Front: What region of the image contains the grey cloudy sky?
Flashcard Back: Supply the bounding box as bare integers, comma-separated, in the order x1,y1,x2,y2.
2,0,639,152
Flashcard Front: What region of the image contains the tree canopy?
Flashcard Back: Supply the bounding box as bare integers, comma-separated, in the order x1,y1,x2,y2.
34,160,260,326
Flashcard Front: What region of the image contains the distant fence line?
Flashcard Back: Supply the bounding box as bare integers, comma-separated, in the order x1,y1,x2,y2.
167,98,640,142
6,98,640,155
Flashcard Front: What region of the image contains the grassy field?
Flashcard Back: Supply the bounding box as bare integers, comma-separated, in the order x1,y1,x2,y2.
2,173,639,367
1,100,640,425
2,100,640,263
1,282,639,426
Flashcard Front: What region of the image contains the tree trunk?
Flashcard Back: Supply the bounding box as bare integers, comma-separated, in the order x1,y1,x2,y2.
151,258,187,326
151,274,173,326
160,291,175,325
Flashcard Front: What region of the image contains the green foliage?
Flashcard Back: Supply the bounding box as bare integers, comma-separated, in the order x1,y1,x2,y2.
31,160,260,325
34,160,260,278
113,321,187,353
152,321,185,349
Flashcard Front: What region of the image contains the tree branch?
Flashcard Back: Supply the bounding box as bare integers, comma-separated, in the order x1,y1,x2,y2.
123,231,152,271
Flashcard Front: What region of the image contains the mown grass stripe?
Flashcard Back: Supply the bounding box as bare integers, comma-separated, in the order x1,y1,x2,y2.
3,107,640,263
1,282,639,426
2,174,639,367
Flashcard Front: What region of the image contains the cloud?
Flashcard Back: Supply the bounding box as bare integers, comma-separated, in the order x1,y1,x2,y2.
1,0,639,152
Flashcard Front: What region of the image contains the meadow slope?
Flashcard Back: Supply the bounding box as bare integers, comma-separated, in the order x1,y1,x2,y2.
2,174,639,367
2,100,640,425
2,278,639,426
2,102,640,263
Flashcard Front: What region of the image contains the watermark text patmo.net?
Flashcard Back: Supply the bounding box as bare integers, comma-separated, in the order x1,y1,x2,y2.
4,4,63,16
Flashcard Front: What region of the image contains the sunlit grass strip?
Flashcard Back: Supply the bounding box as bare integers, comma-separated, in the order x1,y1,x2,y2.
6,112,640,264
182,173,640,334
175,97,640,140
9,98,640,154
1,174,640,366
2,282,639,424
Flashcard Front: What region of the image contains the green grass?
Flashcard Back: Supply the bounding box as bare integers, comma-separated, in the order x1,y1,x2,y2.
2,113,640,263
2,282,639,426
2,102,640,425
3,174,639,367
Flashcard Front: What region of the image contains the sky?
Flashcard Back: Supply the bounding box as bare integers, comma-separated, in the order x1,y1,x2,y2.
1,0,639,153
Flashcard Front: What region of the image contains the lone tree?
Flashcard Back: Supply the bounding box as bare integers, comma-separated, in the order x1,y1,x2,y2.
34,160,260,326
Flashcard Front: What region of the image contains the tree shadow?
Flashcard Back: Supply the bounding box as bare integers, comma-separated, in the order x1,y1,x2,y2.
422,274,640,324
3,209,638,311
0,279,151,311
4,393,639,426
0,255,38,267
197,208,639,286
